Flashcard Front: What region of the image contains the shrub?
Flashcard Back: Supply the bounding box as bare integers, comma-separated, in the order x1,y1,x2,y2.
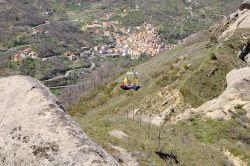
210,36,218,43
234,104,244,109
111,11,147,27
227,43,235,49
210,52,217,60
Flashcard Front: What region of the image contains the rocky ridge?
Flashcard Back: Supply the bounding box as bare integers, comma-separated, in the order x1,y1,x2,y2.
175,67,250,122
212,3,250,38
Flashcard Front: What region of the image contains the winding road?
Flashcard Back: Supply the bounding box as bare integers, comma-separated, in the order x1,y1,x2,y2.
46,61,98,89
43,61,95,82
49,83,84,89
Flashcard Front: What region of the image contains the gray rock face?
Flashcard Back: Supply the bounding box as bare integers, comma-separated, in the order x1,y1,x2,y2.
240,1,250,11
195,67,250,120
0,76,119,166
211,4,250,39
175,67,250,122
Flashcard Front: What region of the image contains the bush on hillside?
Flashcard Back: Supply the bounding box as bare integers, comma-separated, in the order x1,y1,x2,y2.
182,30,209,47
210,35,218,43
210,52,217,60
111,11,147,27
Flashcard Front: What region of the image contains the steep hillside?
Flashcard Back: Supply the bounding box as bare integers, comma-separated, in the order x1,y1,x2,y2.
69,5,250,166
0,0,242,109
179,67,250,120
0,1,249,165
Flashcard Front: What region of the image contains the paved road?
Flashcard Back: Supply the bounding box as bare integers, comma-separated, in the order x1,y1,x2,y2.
3,45,32,54
44,61,95,82
49,84,84,89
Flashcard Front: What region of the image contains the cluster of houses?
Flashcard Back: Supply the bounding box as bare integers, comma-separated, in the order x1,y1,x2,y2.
84,21,173,59
32,26,47,35
11,18,173,63
63,47,91,61
114,23,172,59
63,51,80,61
32,21,49,35
11,48,38,62
41,9,53,16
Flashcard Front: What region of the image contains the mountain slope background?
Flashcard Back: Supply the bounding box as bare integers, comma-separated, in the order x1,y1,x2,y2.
99,0,240,42
0,0,241,107
0,1,250,165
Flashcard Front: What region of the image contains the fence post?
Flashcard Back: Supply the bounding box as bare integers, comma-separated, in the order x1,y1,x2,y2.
126,109,129,128
158,129,161,151
148,116,151,139
133,109,135,120
139,110,142,127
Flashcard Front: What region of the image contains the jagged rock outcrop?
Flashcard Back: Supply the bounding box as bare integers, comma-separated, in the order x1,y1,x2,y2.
108,130,128,140
128,88,185,126
176,67,250,121
240,0,250,11
196,67,250,120
212,4,250,38
0,76,119,166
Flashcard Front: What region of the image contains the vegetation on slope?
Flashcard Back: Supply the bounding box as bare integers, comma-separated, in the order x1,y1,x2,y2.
101,0,240,42
69,29,249,165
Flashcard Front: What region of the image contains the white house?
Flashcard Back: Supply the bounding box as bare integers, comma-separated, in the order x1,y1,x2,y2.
42,58,48,61
122,48,129,56
28,51,37,58
20,53,26,59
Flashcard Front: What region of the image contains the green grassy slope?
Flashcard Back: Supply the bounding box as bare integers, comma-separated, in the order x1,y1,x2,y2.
69,29,250,165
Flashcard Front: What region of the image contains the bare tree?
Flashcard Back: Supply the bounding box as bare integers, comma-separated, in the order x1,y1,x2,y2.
58,61,120,107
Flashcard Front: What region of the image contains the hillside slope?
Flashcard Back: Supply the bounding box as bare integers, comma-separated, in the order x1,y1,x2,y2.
69,5,250,166
0,0,242,108
100,0,240,42
184,67,250,121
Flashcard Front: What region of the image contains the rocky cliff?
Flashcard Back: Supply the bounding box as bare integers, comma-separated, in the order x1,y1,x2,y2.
212,5,250,38
195,67,250,120
0,76,119,166
176,67,250,122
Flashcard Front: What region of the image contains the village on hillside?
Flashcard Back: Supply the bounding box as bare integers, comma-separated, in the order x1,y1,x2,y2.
11,15,173,62
82,21,173,59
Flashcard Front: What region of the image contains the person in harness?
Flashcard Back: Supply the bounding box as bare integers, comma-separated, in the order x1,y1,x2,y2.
120,68,141,91
120,77,130,90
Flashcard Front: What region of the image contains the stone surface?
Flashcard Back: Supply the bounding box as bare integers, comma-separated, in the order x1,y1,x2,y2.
197,67,250,119
109,130,128,140
196,67,250,120
221,9,250,38
128,88,184,126
108,144,138,166
0,76,119,166
211,5,250,39
174,67,250,121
